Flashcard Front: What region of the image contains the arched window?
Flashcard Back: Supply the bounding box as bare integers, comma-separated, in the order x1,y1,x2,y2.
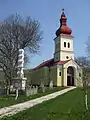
64,42,66,47
68,42,70,48
59,72,61,76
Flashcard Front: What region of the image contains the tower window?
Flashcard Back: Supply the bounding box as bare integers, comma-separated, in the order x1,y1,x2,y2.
68,42,70,48
64,42,66,47
66,56,69,59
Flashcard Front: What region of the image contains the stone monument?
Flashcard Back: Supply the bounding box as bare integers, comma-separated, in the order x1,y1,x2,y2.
13,49,27,91
49,80,53,89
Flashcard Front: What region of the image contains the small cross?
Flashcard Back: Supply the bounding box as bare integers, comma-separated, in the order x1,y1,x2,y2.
62,8,64,12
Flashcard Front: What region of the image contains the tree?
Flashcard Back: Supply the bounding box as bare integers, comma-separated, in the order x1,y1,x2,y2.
83,36,90,110
75,57,89,110
75,38,90,111
86,36,90,59
0,14,42,94
75,56,89,67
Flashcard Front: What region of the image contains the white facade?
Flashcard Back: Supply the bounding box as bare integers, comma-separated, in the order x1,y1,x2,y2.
18,49,24,68
17,49,27,90
54,35,74,61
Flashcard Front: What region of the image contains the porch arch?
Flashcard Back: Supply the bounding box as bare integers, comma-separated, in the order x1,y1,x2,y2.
67,66,75,86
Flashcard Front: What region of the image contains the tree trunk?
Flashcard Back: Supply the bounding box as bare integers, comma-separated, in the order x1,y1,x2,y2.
85,90,88,110
6,86,10,95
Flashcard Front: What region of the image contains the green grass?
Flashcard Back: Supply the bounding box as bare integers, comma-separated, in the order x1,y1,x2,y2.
1,88,90,120
0,87,66,108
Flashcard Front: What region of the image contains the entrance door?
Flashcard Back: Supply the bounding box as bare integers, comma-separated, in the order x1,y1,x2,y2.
67,76,71,86
67,67,74,86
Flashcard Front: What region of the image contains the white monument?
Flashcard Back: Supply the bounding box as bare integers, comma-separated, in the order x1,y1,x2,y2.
17,49,27,90
13,49,27,91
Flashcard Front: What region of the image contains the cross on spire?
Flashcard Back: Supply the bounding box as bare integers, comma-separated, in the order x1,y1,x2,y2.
62,8,64,12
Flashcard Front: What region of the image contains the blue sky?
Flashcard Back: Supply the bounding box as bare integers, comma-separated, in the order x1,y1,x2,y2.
0,0,90,68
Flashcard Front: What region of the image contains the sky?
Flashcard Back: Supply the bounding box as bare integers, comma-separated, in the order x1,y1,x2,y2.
0,0,90,68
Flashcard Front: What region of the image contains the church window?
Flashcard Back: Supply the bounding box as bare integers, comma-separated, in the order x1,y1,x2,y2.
59,72,61,76
66,56,69,59
64,42,66,47
68,42,70,48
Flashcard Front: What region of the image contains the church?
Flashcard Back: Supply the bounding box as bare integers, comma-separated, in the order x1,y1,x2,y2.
30,9,83,87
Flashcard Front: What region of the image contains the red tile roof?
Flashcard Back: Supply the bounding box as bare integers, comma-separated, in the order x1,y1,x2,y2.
32,58,71,70
55,59,71,65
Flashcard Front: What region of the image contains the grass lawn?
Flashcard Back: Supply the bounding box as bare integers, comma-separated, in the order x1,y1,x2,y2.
0,87,66,108
1,88,90,120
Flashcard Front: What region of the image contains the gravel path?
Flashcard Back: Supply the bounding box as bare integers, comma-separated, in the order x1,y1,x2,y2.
0,87,76,118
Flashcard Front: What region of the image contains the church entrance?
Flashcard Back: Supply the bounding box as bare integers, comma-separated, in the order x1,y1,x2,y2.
67,66,74,86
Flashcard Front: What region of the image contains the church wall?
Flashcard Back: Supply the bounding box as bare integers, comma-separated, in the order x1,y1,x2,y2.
30,66,58,86
29,67,49,86
29,66,57,86
55,37,60,52
24,70,32,84
76,68,83,87
54,37,60,61
50,66,57,86
60,52,74,61
43,67,50,85
54,52,60,62
57,65,62,86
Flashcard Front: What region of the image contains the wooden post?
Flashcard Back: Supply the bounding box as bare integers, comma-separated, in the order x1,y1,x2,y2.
15,88,18,100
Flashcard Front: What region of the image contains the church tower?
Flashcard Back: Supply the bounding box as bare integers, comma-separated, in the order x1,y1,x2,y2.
54,9,74,62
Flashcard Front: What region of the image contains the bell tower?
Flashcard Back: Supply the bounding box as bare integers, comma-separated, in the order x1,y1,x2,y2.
54,9,74,62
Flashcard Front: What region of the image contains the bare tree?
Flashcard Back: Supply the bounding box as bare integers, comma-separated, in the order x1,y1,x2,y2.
83,36,90,110
86,36,90,59
82,68,89,110
75,58,90,110
0,14,42,94
75,56,89,67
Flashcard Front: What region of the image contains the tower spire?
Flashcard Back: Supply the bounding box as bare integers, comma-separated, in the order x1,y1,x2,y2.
60,8,67,26
56,9,72,37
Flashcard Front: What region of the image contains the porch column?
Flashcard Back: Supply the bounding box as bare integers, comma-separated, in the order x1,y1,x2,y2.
63,68,67,86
